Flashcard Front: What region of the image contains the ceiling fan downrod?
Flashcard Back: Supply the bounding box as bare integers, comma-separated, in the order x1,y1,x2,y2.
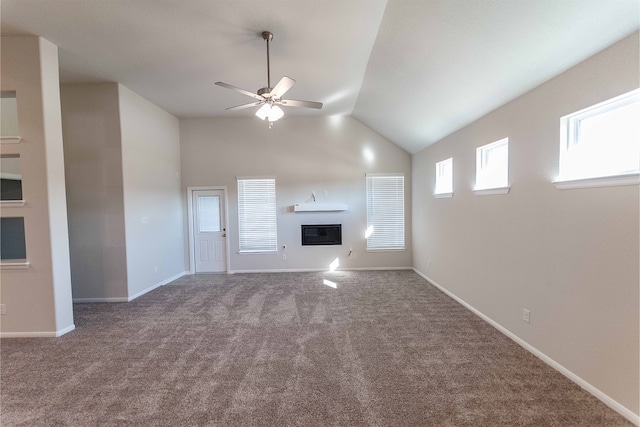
262,31,273,93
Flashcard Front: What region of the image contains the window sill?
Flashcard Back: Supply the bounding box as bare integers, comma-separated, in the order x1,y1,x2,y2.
0,136,22,144
0,200,26,207
366,248,406,252
0,260,30,269
473,186,510,196
553,173,639,190
237,250,278,255
433,192,453,198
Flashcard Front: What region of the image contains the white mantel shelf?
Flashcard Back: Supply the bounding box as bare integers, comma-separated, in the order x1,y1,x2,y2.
294,203,349,212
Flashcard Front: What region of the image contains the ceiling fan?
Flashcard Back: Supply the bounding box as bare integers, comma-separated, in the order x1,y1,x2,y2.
215,31,323,125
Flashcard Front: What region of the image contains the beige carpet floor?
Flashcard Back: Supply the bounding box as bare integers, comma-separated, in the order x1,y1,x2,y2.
0,270,633,426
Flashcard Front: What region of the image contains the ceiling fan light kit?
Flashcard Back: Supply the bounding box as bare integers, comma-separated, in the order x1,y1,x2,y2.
215,31,322,127
255,103,284,121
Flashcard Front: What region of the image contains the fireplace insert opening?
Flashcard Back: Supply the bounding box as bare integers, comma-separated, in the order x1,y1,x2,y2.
301,224,342,246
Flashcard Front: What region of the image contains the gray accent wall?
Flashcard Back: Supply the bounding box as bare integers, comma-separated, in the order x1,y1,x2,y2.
180,116,412,272
61,83,128,300
412,33,639,415
61,83,185,301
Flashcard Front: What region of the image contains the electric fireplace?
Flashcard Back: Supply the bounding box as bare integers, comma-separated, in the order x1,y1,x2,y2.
301,224,342,246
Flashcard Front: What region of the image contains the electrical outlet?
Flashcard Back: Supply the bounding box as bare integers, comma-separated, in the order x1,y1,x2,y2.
282,254,287,261
0,304,6,315
154,265,159,273
522,308,530,323
428,259,432,269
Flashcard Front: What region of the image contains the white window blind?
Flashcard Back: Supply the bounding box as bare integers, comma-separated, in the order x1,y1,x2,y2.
237,177,277,252
366,173,405,251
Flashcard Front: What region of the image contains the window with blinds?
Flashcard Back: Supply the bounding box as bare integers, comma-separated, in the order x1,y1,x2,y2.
237,177,277,252
366,173,405,251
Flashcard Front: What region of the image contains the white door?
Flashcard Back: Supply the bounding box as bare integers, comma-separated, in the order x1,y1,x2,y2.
193,190,226,273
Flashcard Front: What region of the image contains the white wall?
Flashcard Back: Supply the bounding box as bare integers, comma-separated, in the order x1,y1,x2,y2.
61,83,128,300
412,33,639,416
119,85,185,297
180,116,412,272
0,36,74,336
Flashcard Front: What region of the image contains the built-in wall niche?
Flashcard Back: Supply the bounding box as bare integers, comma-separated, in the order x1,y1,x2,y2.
0,217,27,265
1,155,24,205
1,91,22,143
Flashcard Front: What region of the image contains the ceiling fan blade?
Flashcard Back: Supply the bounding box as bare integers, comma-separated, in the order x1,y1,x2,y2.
279,99,323,109
215,82,264,101
226,101,264,111
270,76,296,99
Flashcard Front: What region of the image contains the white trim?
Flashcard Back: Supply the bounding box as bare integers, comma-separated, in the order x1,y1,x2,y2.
73,271,188,303
433,192,453,198
73,297,129,303
229,267,414,274
365,172,405,177
0,136,22,144
55,324,76,336
127,270,187,301
1,324,75,338
553,173,639,189
473,186,510,195
366,248,406,252
0,200,26,207
412,268,640,426
0,260,30,269
187,186,231,274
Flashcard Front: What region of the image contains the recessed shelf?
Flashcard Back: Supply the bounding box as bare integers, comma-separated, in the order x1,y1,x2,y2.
294,203,348,212
0,260,30,270
0,200,26,207
0,136,22,144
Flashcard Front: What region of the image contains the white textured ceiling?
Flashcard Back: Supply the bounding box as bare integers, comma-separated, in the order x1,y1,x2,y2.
1,0,638,154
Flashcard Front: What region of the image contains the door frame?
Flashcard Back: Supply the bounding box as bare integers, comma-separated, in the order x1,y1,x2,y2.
187,186,231,274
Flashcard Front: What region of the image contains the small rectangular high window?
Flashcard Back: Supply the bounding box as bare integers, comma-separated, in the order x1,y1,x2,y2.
434,157,453,197
558,89,640,183
475,138,509,192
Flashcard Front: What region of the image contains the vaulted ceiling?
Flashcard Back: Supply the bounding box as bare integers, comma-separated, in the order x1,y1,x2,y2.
1,0,638,153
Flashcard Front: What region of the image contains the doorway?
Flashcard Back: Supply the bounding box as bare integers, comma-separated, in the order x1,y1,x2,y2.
188,187,229,273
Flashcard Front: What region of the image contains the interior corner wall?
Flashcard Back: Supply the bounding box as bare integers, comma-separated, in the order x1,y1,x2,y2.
412,32,639,416
0,36,74,336
60,83,128,300
118,85,185,297
179,116,412,272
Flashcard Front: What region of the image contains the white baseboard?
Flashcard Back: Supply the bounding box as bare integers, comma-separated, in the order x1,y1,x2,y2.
56,324,76,336
73,297,129,303
229,267,413,274
412,268,640,426
127,270,188,301
73,271,188,303
1,323,75,338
